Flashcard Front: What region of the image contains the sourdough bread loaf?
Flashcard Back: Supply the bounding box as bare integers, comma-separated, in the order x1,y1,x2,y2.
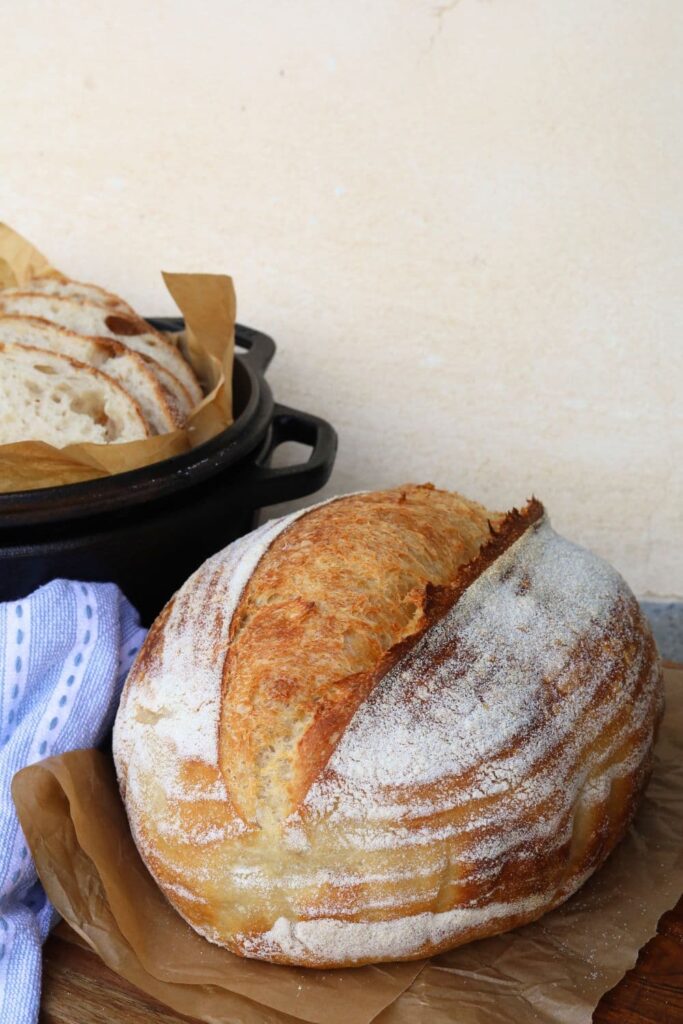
0,341,150,445
113,484,663,968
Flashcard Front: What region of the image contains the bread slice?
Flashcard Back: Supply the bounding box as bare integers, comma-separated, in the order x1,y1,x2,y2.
4,275,134,314
0,342,150,446
0,316,181,434
0,292,202,408
5,282,195,419
139,358,193,423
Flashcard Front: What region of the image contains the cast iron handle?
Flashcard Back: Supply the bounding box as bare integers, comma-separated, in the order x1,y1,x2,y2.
146,317,276,374
233,402,338,506
235,324,276,373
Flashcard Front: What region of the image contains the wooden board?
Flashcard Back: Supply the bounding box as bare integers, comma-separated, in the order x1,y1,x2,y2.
593,894,683,1023
40,925,197,1024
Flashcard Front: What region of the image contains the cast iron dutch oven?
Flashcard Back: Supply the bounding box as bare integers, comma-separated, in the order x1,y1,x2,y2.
0,318,337,624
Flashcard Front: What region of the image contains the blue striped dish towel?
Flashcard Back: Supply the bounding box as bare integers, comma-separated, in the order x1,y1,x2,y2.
0,580,146,1024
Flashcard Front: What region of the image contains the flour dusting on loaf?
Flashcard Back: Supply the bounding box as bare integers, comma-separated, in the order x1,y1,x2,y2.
115,500,334,803
305,518,649,813
113,484,663,968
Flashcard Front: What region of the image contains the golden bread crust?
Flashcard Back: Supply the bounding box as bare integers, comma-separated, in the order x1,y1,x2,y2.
222,485,500,823
113,485,663,968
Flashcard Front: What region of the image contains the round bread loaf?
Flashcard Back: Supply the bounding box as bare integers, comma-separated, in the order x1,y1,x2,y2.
113,484,663,968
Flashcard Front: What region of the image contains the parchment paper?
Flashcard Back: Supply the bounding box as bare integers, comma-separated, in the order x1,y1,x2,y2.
12,669,683,1024
0,224,236,492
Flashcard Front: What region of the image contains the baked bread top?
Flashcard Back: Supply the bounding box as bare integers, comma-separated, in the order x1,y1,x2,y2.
113,484,663,968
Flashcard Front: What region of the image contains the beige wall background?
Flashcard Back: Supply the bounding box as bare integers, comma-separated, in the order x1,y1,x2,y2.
0,0,680,596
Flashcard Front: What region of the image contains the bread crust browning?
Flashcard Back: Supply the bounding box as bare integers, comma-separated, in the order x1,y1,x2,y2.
221,486,500,824
113,485,664,968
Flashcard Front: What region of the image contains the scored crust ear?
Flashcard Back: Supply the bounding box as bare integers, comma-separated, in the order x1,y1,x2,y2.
219,486,543,827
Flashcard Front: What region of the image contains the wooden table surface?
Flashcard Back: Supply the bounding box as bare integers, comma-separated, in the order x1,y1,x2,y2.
41,926,198,1024
39,664,683,1024
40,900,683,1024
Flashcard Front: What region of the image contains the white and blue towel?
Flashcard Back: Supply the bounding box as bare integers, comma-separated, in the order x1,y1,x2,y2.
0,580,146,1024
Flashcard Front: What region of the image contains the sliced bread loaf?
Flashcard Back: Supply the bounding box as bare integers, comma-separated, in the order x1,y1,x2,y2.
0,292,202,407
0,342,150,446
0,316,182,434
